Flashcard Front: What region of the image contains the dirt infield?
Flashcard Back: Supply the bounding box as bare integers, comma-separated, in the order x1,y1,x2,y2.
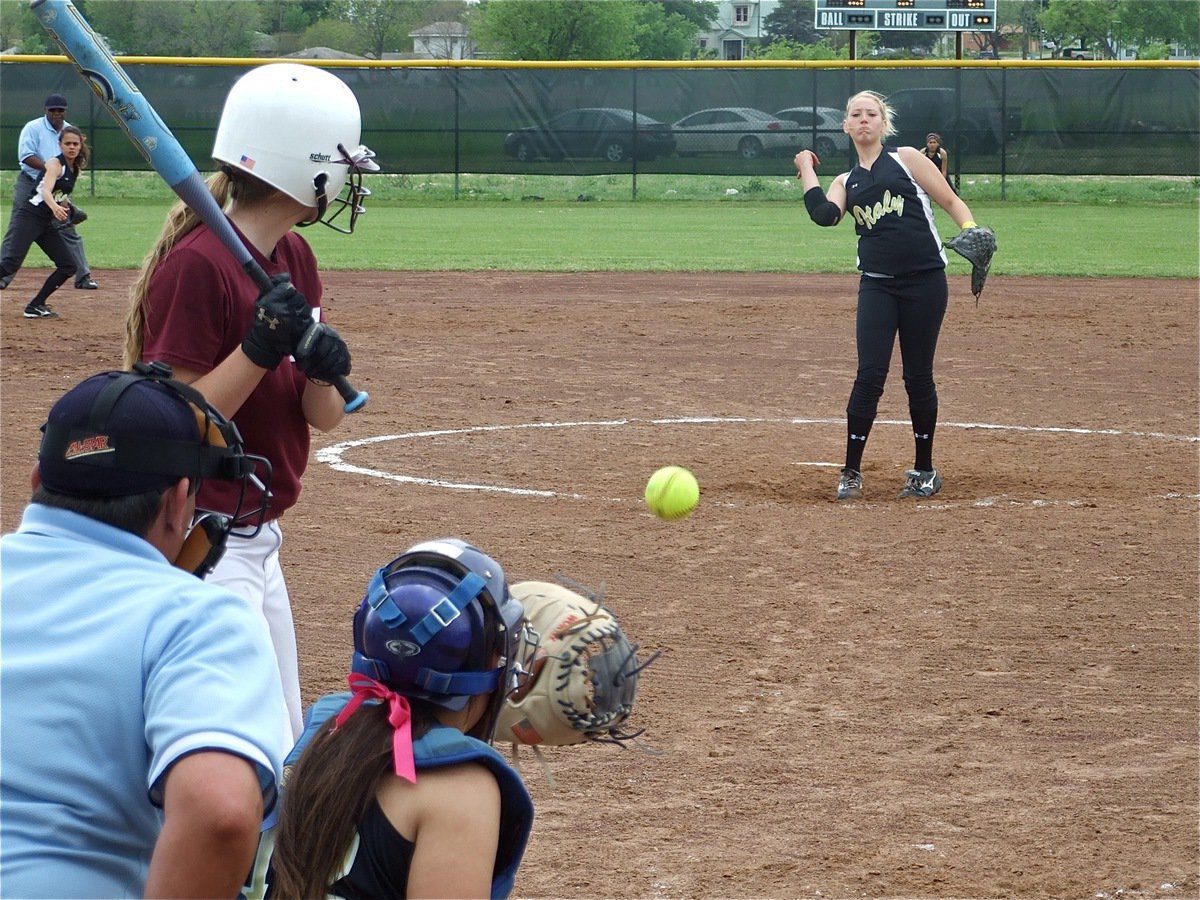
2,270,1196,899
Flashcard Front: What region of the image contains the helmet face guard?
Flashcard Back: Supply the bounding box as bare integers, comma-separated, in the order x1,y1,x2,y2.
352,539,524,742
300,142,379,235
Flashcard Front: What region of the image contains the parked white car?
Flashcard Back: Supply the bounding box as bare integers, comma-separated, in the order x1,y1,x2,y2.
773,106,850,159
671,107,796,159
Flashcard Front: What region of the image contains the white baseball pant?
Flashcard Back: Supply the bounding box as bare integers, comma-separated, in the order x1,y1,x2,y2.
207,519,303,741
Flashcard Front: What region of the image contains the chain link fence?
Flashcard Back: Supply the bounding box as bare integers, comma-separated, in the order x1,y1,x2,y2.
2,59,1196,184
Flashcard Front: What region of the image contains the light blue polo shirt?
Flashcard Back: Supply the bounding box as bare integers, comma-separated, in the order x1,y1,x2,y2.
16,114,70,180
1,504,288,898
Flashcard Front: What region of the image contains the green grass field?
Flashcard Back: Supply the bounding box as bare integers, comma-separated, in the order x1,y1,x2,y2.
5,173,1197,278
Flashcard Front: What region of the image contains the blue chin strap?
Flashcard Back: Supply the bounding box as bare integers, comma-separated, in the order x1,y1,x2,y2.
356,567,503,702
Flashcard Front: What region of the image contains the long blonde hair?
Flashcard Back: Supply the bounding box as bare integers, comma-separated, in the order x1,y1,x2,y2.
845,90,898,139
123,170,277,368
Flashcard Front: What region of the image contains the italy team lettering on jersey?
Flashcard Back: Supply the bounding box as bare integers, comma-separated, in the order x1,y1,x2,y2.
839,148,947,277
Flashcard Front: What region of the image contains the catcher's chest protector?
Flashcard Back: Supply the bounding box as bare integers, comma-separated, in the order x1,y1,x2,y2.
283,693,534,900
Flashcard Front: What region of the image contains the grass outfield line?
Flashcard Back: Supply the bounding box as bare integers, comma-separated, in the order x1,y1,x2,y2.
3,191,1197,278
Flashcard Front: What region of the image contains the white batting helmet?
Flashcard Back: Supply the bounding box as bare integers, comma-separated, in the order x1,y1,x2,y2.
212,62,378,232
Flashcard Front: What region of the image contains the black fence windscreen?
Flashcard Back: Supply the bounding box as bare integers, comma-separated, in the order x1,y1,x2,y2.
2,62,1196,178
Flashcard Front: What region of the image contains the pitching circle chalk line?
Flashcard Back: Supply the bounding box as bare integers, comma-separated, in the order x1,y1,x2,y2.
315,416,1199,503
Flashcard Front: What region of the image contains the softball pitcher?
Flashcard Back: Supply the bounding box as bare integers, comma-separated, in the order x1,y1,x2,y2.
124,63,379,737
795,90,987,501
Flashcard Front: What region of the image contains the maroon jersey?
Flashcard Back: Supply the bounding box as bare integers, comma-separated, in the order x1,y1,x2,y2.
142,223,322,519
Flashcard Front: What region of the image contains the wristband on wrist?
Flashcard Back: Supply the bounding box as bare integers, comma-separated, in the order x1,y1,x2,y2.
962,220,977,229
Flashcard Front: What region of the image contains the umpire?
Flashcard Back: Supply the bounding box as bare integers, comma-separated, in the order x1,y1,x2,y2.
0,365,287,897
0,92,97,291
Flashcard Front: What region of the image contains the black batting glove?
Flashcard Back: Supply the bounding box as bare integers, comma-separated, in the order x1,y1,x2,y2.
294,322,351,384
241,274,314,370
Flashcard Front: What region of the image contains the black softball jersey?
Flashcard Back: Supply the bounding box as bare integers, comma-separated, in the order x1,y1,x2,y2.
840,148,946,277
28,152,78,219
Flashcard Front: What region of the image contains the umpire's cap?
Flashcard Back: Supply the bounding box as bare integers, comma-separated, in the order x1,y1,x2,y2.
37,364,253,498
43,93,68,110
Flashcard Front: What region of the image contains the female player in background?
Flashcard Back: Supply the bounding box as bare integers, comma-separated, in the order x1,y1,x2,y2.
1,125,88,318
794,90,982,501
921,132,951,183
124,63,378,737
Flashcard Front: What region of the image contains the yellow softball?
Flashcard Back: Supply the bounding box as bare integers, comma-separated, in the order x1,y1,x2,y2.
644,465,700,520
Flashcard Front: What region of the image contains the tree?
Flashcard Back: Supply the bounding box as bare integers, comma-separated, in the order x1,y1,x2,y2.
1120,0,1199,54
86,1,191,55
258,1,335,36
656,0,718,32
79,0,257,56
299,16,358,52
0,0,55,53
470,0,639,60
330,0,426,59
998,0,1044,59
1035,0,1200,59
631,1,711,59
763,0,819,46
1038,0,1122,58
749,36,844,60
186,1,260,56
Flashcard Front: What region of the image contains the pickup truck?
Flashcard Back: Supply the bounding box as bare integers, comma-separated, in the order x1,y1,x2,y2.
885,87,1021,155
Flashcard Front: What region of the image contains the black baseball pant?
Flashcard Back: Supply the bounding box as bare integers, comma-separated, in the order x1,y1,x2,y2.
0,208,77,306
0,173,90,289
846,269,948,420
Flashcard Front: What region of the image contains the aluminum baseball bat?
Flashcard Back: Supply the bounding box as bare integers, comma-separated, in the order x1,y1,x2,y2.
30,0,368,413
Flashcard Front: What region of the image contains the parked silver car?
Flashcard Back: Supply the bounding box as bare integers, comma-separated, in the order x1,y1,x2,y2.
671,107,795,159
773,106,850,159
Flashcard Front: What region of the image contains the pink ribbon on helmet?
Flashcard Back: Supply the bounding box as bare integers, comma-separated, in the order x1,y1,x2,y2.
332,673,417,783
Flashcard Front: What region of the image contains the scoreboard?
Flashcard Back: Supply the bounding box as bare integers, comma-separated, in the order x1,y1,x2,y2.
815,0,997,32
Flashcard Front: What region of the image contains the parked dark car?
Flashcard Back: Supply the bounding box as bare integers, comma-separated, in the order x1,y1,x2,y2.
886,87,1021,155
503,108,676,163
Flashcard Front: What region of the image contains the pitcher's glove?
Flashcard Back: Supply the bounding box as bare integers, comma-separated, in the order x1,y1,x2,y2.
944,225,996,303
495,579,660,747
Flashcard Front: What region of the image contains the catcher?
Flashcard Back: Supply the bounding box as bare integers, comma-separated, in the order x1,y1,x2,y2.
248,538,533,900
794,89,996,502
494,579,660,786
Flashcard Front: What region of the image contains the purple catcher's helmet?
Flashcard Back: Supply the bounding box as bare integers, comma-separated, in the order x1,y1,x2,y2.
352,538,524,741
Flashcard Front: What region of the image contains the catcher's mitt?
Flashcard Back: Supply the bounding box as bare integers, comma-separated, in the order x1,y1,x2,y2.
943,225,996,303
496,580,659,749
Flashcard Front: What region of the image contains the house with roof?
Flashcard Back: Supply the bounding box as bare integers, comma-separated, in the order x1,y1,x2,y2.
697,0,780,60
409,21,475,60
